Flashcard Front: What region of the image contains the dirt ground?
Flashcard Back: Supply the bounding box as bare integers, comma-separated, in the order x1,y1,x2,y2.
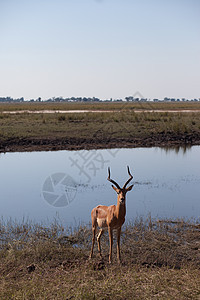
1,132,200,153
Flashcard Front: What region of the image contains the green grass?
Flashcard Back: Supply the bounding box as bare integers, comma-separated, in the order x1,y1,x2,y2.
0,218,200,299
0,110,200,140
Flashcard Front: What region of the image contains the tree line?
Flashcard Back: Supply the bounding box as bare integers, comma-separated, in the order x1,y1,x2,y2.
0,96,199,103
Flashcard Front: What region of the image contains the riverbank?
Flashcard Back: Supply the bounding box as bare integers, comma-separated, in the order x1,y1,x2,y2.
1,102,200,152
0,218,200,299
1,131,200,153
1,110,200,153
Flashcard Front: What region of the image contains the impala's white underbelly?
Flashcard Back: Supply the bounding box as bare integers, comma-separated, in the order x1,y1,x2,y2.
97,218,107,228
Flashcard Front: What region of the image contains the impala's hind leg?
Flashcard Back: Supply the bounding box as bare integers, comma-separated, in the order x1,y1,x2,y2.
97,228,104,257
90,225,96,259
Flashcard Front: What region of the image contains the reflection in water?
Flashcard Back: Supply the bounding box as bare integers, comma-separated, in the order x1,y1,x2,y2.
161,145,192,155
0,146,199,226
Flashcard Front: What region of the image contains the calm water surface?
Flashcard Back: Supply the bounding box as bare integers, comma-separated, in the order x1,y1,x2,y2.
0,146,200,226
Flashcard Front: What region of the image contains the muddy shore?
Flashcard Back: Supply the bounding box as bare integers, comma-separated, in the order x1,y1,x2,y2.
1,132,200,153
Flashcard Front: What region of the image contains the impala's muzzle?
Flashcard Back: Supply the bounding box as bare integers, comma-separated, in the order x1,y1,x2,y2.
120,197,125,203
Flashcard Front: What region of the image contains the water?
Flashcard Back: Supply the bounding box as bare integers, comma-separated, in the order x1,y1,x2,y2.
0,146,200,226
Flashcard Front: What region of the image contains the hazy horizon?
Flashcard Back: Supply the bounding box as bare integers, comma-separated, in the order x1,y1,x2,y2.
1,0,200,100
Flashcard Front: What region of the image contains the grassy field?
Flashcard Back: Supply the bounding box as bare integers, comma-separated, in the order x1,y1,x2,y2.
0,101,200,112
0,218,200,299
0,102,200,152
1,102,200,298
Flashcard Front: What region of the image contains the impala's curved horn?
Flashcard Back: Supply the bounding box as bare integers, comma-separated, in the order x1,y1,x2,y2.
107,167,121,189
123,166,133,189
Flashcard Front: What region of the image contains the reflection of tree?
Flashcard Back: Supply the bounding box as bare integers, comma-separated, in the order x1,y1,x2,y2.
162,145,192,155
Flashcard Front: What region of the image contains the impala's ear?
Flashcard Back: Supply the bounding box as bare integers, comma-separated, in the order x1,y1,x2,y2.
112,185,119,193
126,184,134,192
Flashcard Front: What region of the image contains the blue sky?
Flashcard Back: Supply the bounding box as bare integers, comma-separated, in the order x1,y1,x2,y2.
0,0,200,100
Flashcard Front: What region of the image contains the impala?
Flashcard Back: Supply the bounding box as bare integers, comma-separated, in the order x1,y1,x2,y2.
90,166,133,263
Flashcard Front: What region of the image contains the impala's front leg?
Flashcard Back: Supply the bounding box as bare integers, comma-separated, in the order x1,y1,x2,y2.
108,227,113,263
97,228,103,257
117,227,121,263
90,226,96,259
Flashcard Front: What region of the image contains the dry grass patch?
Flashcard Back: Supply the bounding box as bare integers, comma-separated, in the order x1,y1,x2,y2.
0,218,200,299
